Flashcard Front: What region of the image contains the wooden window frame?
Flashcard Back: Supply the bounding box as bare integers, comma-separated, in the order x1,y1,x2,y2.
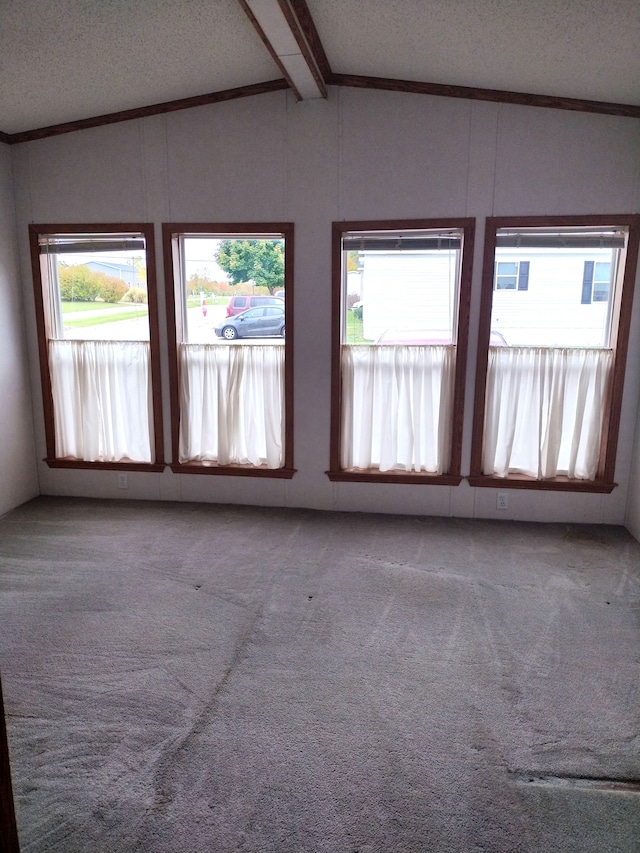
469,214,640,493
327,218,475,485
162,223,295,478
29,223,165,472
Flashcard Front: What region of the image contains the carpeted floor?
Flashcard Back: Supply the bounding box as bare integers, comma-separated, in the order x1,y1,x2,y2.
1,496,639,852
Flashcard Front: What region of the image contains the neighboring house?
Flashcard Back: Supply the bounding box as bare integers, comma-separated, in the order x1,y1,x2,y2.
358,251,457,341
491,247,613,347
357,247,614,347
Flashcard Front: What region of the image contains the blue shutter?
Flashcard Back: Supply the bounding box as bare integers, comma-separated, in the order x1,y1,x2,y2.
581,261,594,304
517,261,530,291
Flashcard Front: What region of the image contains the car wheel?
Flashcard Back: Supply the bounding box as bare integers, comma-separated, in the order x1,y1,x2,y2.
222,326,238,340
280,325,285,338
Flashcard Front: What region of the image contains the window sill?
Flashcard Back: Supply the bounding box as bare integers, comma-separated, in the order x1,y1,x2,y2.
467,474,616,494
326,469,463,486
170,462,296,479
45,459,165,472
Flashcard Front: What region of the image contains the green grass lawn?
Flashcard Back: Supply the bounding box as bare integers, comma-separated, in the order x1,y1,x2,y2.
61,301,141,313
64,307,149,328
187,295,230,308
346,309,369,344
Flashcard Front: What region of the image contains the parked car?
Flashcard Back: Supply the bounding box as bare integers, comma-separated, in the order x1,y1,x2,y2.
215,305,285,340
226,294,284,317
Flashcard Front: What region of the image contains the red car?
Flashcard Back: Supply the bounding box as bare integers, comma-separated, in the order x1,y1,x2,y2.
226,295,284,317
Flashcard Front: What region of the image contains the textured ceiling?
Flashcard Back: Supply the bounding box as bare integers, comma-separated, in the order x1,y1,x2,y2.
0,0,278,134
1,0,639,136
310,0,640,105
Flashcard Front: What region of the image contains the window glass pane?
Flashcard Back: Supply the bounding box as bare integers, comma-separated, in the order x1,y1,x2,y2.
341,229,461,345
42,234,149,341
491,234,621,347
593,262,611,302
181,237,285,345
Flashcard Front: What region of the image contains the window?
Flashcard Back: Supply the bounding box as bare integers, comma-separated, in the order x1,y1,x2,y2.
29,224,164,470
162,224,294,476
494,261,529,291
470,215,640,492
328,219,474,484
581,260,612,304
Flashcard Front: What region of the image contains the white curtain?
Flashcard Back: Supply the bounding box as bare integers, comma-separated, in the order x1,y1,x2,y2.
342,344,456,473
179,344,284,467
49,340,153,462
483,346,613,480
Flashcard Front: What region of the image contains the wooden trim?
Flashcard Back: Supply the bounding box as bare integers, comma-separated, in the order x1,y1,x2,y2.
327,471,463,486
6,70,639,144
329,217,475,483
601,216,640,483
6,80,288,144
288,0,333,81
45,460,165,473
328,223,345,475
161,226,182,467
29,225,57,461
450,219,475,476
29,222,165,468
0,675,20,853
469,220,499,479
141,224,166,466
237,1,302,100
6,68,640,144
328,73,640,119
467,475,616,494
470,214,640,489
276,0,327,97
161,223,295,475
282,224,295,472
170,463,296,479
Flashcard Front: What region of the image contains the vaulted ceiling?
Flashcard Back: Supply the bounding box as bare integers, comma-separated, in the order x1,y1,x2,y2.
1,0,639,141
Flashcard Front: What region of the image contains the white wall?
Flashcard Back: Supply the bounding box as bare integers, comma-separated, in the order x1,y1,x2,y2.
0,143,39,516
10,88,640,524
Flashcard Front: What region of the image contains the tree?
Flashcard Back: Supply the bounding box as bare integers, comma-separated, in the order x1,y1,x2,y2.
347,250,360,272
215,239,284,293
187,271,213,296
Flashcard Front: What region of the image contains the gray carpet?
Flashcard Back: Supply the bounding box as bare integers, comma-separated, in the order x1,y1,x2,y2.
1,496,639,852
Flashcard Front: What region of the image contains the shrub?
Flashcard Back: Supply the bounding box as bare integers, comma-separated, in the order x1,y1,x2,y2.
59,265,101,302
122,287,148,304
353,305,363,321
100,275,129,303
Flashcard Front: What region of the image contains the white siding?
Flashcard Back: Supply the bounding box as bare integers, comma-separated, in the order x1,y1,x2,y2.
491,249,612,347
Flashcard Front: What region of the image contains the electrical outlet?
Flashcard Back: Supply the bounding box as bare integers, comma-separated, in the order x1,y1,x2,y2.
496,491,508,510
118,473,128,489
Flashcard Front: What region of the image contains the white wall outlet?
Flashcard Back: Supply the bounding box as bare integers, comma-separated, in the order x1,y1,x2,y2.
496,491,508,510
118,472,128,489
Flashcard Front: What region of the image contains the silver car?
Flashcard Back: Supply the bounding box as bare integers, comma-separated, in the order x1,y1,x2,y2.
215,305,285,340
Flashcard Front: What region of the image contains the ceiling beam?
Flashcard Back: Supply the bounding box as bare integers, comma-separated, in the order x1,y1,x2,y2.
238,0,327,100
330,74,640,120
